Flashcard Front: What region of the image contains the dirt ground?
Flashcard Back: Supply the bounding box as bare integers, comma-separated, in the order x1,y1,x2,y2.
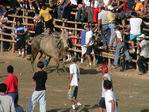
0,52,149,112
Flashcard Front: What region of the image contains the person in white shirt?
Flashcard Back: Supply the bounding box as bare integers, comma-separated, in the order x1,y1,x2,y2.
137,34,149,75
103,0,111,6
104,80,118,112
0,83,16,112
129,12,142,52
98,63,112,112
85,25,94,66
68,57,81,110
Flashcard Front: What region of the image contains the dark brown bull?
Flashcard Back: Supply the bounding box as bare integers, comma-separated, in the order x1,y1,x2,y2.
31,30,69,72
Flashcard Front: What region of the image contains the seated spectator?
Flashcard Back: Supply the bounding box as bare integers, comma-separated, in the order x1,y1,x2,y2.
135,0,144,16
137,34,149,75
3,65,19,107
0,83,16,112
129,12,142,52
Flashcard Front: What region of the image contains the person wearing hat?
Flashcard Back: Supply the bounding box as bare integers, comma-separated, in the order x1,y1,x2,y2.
137,34,149,75
97,62,112,112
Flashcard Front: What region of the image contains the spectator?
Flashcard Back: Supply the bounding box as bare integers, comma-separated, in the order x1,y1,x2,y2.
85,25,94,66
28,61,48,112
80,26,87,63
62,0,77,21
83,0,93,23
107,5,116,47
104,80,119,112
68,57,81,110
97,63,112,112
143,0,149,16
135,0,144,16
76,4,87,22
129,12,142,52
57,0,65,19
127,0,135,10
15,19,28,57
0,83,16,112
98,6,110,50
39,4,53,34
103,0,111,7
0,4,7,31
112,27,131,68
137,34,149,75
34,15,44,36
3,65,19,107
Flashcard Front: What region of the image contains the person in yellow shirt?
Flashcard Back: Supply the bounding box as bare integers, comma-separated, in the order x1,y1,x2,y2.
135,0,144,16
39,4,53,34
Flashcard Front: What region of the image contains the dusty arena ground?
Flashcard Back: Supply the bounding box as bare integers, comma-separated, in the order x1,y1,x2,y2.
0,52,149,112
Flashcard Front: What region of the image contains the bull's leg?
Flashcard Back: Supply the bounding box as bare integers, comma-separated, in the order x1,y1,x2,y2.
31,50,39,71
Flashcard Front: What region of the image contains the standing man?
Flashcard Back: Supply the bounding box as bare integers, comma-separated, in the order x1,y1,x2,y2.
68,57,81,110
137,34,149,75
3,65,18,107
28,61,48,112
80,26,87,63
129,12,142,52
104,80,118,112
15,19,28,57
98,6,110,50
0,83,16,112
85,25,94,66
97,62,112,112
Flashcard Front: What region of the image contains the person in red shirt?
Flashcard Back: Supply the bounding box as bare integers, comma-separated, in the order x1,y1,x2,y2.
3,65,18,107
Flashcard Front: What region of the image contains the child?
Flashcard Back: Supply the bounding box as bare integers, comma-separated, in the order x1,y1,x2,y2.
104,80,118,112
98,62,112,112
28,61,47,112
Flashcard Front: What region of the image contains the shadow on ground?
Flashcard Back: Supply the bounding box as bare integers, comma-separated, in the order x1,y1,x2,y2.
45,65,98,75
141,109,149,112
47,104,98,112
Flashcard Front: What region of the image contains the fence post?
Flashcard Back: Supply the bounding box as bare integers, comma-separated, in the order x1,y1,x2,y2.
12,35,15,53
0,34,3,53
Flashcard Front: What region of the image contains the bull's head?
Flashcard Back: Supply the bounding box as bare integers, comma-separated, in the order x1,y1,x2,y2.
60,29,69,51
